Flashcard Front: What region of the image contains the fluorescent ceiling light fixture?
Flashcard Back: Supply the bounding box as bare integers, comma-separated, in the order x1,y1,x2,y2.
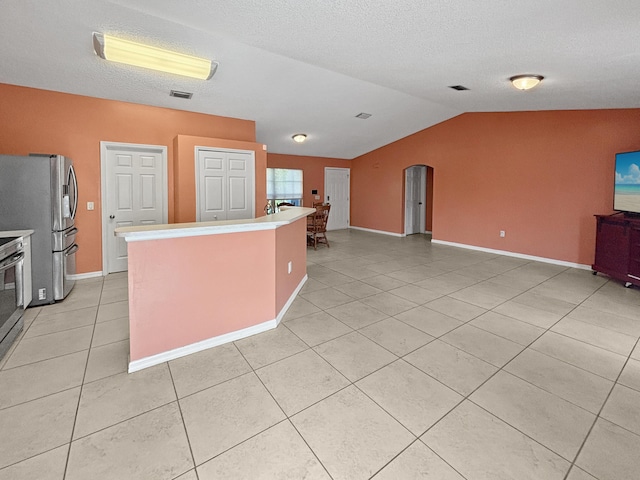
510,74,544,90
93,33,217,80
292,134,307,143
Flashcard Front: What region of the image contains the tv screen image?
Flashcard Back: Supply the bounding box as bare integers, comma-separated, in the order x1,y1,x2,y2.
614,150,640,214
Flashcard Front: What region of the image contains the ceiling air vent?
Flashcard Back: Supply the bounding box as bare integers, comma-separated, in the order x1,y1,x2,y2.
355,112,372,119
170,90,193,99
448,85,469,91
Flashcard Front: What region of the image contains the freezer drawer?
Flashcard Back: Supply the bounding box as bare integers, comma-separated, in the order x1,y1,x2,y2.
52,225,78,252
53,243,78,300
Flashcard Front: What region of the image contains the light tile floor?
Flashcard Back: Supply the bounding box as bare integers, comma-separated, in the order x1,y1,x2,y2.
1,230,640,479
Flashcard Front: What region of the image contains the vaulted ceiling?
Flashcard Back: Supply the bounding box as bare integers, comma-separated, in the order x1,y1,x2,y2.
2,1,639,158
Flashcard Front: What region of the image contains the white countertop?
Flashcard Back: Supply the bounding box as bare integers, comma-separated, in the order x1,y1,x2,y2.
115,207,316,242
0,230,34,238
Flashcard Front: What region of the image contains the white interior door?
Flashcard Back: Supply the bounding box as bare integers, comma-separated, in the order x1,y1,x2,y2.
405,165,426,235
101,143,167,274
196,148,255,222
324,167,350,231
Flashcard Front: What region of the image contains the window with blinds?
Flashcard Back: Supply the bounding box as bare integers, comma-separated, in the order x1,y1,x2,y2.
266,168,303,205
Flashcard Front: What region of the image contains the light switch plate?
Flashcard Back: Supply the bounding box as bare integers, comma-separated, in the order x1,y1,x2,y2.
87,201,95,211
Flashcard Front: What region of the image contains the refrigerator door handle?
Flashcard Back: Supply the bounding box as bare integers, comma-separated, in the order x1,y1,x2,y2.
64,227,78,238
69,165,79,219
65,244,79,257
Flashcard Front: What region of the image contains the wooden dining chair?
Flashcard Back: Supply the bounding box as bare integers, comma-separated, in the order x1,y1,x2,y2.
307,204,330,250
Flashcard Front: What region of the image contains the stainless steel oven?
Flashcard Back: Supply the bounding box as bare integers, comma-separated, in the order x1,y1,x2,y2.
0,237,25,360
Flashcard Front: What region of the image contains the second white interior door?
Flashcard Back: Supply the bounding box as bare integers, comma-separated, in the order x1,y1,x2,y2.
196,148,255,222
324,167,350,230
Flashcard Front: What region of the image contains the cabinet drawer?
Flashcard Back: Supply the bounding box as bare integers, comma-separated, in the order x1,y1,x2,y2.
629,227,640,278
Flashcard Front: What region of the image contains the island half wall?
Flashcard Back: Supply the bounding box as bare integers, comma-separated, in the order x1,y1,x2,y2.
115,207,314,372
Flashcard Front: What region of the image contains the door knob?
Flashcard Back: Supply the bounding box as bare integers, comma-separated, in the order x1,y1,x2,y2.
109,215,115,219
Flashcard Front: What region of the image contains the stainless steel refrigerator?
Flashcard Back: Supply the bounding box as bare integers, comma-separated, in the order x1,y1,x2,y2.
0,154,79,305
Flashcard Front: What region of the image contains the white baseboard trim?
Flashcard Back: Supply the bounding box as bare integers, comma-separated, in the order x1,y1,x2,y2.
68,271,103,280
128,274,309,373
349,226,406,237
276,275,308,325
129,318,277,373
431,239,591,270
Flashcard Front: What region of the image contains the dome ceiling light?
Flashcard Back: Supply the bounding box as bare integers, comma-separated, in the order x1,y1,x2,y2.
292,134,307,143
510,75,544,91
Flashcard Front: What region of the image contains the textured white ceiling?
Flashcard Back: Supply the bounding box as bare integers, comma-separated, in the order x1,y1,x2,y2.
1,0,639,158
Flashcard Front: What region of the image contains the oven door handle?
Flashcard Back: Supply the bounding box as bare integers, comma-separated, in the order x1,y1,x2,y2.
65,244,79,257
0,252,24,272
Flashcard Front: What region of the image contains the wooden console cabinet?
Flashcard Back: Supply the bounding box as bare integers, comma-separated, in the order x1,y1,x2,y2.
592,214,640,288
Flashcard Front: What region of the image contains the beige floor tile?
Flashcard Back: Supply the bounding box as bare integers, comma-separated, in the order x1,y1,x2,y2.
74,363,176,439
414,273,478,295
96,300,129,323
551,317,636,356
299,278,330,295
360,292,419,316
84,339,129,383
38,286,101,315
565,466,599,480
394,307,463,337
568,305,640,337
91,316,129,347
282,297,322,321
169,343,251,398
404,340,498,396
600,384,640,436
386,266,439,284
234,324,308,369
492,300,562,329
359,318,434,356
256,349,350,416
581,291,640,322
633,342,640,360
313,332,397,382
470,371,595,460
372,441,465,479
175,470,198,480
285,311,352,346
470,311,545,346
388,285,442,304
334,280,383,299
424,296,486,322
301,287,354,310
362,274,408,291
530,331,627,380
449,287,508,310
505,349,613,414
619,359,640,392
291,386,414,480
0,350,87,409
440,324,524,367
180,372,285,465
357,360,462,435
4,326,93,369
512,291,577,316
422,401,569,480
0,387,80,469
99,286,129,305
197,421,330,480
325,300,389,329
24,306,97,338
66,402,193,480
307,267,354,287
0,445,68,480
576,418,640,480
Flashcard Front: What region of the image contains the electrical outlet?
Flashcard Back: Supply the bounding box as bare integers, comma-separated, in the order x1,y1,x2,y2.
87,201,94,211
499,230,506,238
314,195,320,200
287,261,292,274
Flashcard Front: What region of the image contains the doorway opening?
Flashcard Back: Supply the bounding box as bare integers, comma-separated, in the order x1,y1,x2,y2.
404,165,433,236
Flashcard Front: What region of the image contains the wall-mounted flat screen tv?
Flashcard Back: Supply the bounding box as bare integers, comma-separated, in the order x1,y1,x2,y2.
614,150,640,214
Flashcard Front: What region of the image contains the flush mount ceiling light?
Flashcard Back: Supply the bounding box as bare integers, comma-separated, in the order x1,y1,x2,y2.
93,33,217,80
292,134,307,143
510,74,544,91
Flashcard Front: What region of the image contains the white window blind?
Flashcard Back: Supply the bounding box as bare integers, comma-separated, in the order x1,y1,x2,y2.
266,168,303,200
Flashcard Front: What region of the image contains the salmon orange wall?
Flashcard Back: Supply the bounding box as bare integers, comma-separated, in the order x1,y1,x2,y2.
351,110,640,265
267,153,352,207
173,135,267,223
0,83,255,274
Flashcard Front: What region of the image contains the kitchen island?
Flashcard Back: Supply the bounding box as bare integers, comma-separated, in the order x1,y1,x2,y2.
115,207,314,372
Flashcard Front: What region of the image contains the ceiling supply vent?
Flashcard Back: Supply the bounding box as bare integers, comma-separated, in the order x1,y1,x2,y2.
448,85,469,91
170,90,193,99
355,112,372,119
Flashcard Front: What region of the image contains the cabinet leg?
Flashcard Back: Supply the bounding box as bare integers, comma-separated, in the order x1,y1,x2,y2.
624,282,633,288
592,270,597,276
